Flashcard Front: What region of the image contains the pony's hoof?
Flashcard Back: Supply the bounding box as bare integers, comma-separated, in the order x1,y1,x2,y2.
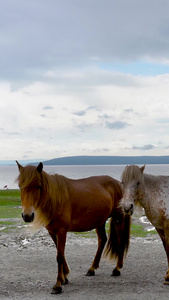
112,269,121,276
63,278,69,285
51,287,62,294
86,270,95,276
163,280,169,285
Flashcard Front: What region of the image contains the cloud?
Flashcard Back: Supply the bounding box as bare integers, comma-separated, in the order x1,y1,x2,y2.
133,144,155,151
43,106,53,110
156,118,169,123
73,106,99,117
74,122,94,132
73,110,86,117
98,113,131,130
105,121,130,130
1,1,169,160
1,0,169,83
6,132,21,136
1,72,169,160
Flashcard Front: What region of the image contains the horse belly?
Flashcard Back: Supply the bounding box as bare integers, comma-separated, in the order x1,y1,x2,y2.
70,203,111,232
68,184,114,232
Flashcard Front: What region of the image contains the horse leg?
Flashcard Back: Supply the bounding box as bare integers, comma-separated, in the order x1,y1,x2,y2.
48,231,70,285
160,225,169,283
156,228,166,249
50,230,67,294
156,226,169,283
86,223,107,276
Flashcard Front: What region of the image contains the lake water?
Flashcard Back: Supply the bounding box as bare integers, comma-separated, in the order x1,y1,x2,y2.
1,164,169,189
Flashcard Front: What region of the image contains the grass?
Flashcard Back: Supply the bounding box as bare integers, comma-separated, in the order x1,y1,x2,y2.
0,206,22,219
74,230,97,238
0,220,15,225
0,189,21,206
0,189,157,237
74,222,157,239
0,189,21,219
131,223,157,237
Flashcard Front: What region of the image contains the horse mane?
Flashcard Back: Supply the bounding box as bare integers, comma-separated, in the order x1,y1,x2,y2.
121,165,145,209
17,166,69,230
121,165,144,185
16,165,41,189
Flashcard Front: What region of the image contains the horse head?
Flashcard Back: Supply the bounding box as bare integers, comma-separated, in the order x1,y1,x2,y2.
16,161,43,223
120,165,145,216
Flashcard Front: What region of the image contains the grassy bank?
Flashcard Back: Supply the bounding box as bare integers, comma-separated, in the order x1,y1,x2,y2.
0,189,21,218
0,189,157,237
0,189,23,232
74,220,157,238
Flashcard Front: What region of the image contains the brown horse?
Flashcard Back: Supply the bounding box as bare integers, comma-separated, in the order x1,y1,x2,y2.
16,161,130,294
121,164,169,284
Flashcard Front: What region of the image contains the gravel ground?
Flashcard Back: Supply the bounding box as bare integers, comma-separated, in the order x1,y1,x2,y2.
1,227,169,300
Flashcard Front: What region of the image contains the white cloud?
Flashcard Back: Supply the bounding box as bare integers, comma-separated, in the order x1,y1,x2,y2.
1,0,169,83
0,70,169,160
1,1,169,160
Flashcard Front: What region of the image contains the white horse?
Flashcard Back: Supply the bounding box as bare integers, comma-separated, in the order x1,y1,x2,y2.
120,164,169,284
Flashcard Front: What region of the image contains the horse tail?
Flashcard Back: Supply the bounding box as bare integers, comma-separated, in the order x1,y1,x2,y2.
104,214,131,260
122,214,131,255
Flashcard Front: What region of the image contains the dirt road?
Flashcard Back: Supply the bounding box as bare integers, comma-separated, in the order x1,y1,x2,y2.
1,228,169,300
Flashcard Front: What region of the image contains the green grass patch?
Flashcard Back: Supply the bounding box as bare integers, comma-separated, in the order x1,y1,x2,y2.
0,206,22,218
0,189,21,219
73,223,157,239
0,220,15,225
131,223,157,237
0,189,21,206
74,230,97,238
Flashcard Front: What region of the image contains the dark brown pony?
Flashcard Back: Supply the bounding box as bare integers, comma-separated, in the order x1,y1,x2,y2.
16,161,130,294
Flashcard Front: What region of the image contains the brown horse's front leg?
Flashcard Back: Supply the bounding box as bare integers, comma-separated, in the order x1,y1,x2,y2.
51,230,67,294
48,230,70,285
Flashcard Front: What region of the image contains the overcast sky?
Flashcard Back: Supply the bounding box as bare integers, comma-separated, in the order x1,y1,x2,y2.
1,0,169,162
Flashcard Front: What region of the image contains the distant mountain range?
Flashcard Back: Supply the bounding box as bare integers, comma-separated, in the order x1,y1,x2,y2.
33,155,169,165
1,155,169,166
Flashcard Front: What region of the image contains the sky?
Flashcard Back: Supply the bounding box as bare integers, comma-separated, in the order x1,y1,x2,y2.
1,0,169,162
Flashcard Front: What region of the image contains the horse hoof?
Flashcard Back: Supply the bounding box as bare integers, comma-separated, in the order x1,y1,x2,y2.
112,269,121,276
163,280,169,285
63,278,69,285
86,270,95,276
51,287,62,294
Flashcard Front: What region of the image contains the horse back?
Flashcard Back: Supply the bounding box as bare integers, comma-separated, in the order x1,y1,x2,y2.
67,175,122,211
67,175,122,201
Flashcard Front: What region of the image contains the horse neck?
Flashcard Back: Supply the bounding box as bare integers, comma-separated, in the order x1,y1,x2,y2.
133,174,146,209
139,173,156,210
40,171,68,213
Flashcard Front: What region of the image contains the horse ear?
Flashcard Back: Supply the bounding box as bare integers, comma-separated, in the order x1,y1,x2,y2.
140,165,145,173
16,160,23,171
37,162,43,173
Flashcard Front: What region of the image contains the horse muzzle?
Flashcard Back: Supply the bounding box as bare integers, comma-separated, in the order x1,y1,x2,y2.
22,212,35,223
123,203,134,216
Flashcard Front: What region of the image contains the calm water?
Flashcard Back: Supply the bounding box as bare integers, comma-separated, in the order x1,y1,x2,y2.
1,164,169,189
